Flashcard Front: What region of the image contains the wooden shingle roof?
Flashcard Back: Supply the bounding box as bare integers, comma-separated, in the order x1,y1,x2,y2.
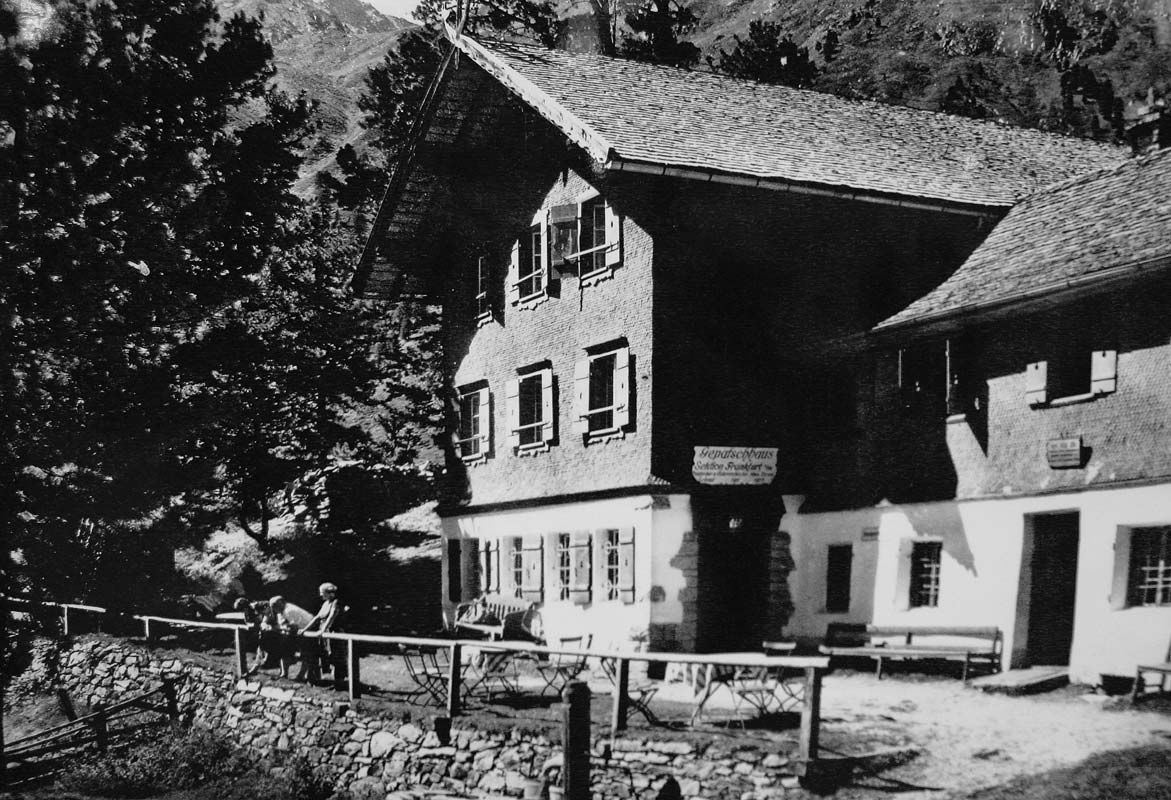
876,147,1171,331
462,37,1124,208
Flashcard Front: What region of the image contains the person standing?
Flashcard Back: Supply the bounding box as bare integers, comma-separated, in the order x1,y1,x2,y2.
299,582,345,688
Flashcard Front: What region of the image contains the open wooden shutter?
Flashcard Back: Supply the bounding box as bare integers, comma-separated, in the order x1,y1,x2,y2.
572,358,590,434
507,240,520,305
505,378,520,448
1091,350,1117,395
613,346,630,429
465,539,482,599
617,527,635,603
604,202,621,268
520,536,544,603
569,531,592,605
1025,361,1047,406
547,533,565,600
540,368,555,443
478,388,492,457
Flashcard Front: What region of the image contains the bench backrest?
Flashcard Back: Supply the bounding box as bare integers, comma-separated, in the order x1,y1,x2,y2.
825,623,1001,651
478,593,534,619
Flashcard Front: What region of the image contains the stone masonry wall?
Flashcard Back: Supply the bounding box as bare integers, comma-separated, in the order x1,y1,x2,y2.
55,638,803,800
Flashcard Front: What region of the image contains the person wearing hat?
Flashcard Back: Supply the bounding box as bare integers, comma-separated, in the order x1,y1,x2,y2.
299,582,345,686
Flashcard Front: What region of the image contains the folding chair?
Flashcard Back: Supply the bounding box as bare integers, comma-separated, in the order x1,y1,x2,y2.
600,657,659,724
466,648,520,701
401,645,450,706
535,635,592,697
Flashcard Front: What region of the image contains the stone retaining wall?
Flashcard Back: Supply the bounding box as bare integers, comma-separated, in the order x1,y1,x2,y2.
55,638,801,799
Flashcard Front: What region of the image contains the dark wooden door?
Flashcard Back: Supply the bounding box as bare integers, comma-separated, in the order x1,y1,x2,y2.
1026,512,1080,666
696,527,769,652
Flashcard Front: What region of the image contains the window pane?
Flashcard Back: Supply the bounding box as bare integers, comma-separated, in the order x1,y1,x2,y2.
458,392,480,458
588,353,616,431
518,375,543,445
602,528,620,600
512,538,524,598
910,541,942,608
1130,527,1171,607
557,533,571,600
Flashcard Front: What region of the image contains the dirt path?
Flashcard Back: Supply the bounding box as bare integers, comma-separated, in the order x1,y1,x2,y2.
815,672,1171,798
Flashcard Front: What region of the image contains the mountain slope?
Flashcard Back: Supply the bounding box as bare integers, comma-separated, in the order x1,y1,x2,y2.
217,0,415,193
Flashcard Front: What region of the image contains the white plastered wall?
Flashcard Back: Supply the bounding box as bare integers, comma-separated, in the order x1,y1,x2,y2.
439,495,663,647
789,482,1171,684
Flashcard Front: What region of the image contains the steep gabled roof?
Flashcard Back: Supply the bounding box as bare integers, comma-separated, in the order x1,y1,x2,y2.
455,36,1124,208
354,29,1128,297
876,147,1171,332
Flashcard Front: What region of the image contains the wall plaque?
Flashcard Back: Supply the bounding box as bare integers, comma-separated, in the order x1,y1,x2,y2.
692,446,778,485
1046,436,1084,469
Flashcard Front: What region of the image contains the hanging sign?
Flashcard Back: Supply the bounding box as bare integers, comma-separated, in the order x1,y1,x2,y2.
692,446,778,485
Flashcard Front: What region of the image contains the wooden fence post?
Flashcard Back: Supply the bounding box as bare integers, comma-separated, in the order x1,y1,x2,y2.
233,627,248,677
162,678,179,723
62,605,70,636
92,703,108,753
446,643,462,718
562,681,591,800
143,617,154,643
609,657,630,737
347,639,361,701
798,666,822,776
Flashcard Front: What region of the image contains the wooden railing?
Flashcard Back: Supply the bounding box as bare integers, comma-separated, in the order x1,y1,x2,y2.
6,598,829,770
1,679,179,785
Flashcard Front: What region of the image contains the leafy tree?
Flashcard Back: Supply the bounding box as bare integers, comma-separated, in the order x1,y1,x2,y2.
170,208,442,547
413,0,561,47
620,0,700,68
1,0,312,602
710,20,818,88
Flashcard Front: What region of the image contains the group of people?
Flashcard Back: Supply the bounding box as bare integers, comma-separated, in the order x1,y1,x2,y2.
234,582,346,685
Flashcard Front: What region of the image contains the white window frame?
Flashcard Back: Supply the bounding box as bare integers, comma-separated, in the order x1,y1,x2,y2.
1128,526,1171,607
908,540,942,609
455,384,491,464
563,191,622,286
475,255,492,326
506,366,555,454
508,209,549,308
573,343,631,441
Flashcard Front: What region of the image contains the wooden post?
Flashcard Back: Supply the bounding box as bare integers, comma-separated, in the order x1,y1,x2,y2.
446,643,462,718
233,627,248,677
798,666,822,776
347,639,362,701
62,605,70,636
57,688,78,721
609,657,630,736
562,681,591,800
93,703,108,753
162,678,179,723
143,617,153,642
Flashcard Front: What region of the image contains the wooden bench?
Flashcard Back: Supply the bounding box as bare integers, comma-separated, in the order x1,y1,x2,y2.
454,593,537,641
820,623,1002,682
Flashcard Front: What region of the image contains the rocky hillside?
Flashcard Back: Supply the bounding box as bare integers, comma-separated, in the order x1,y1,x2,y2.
217,0,414,192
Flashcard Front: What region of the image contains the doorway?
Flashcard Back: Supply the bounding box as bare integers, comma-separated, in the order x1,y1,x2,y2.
1024,512,1080,666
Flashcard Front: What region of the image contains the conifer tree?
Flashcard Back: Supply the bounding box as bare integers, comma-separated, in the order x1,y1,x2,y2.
710,20,818,87
620,0,700,68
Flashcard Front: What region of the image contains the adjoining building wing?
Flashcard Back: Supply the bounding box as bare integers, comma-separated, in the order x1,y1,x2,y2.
876,147,1171,333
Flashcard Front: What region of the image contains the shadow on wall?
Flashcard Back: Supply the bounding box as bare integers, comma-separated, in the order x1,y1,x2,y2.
903,501,977,576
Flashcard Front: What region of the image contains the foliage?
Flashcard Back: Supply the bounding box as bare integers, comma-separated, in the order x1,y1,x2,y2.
709,20,818,87
0,0,314,602
56,727,336,800
620,0,700,67
413,0,561,46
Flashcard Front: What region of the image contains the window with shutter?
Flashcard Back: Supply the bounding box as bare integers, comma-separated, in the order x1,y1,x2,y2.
1025,361,1048,406
569,531,592,605
475,256,493,324
1091,350,1117,395
555,533,572,601
511,366,553,452
602,527,636,603
510,537,524,598
480,539,501,594
575,343,631,439
513,210,548,304
1128,527,1171,607
520,536,544,603
456,384,490,463
898,343,946,414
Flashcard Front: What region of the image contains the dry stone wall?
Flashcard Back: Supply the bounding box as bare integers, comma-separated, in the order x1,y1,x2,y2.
55,638,802,799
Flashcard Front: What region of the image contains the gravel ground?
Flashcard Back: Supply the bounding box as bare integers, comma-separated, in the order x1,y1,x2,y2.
813,671,1171,798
